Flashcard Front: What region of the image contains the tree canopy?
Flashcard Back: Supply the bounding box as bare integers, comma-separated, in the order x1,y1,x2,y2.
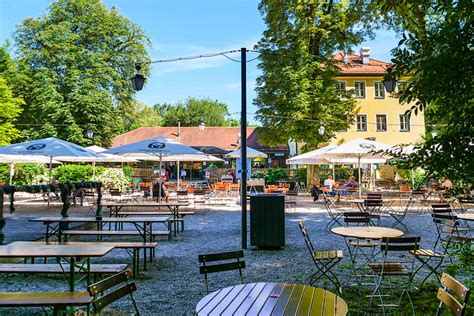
254,0,380,146
11,0,151,146
379,0,474,183
156,97,236,127
0,48,23,145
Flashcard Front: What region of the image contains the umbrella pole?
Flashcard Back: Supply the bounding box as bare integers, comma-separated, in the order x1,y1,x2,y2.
177,161,180,190
49,156,53,183
159,154,162,202
9,162,14,186
93,161,96,177
358,156,362,198
332,162,335,180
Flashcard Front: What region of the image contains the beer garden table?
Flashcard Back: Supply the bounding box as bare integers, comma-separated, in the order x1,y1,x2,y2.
331,226,403,240
457,213,474,221
102,202,190,234
195,282,348,315
0,242,114,291
30,216,170,243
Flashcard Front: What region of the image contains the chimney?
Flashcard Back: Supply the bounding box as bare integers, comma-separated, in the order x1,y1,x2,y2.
343,51,349,64
360,47,370,65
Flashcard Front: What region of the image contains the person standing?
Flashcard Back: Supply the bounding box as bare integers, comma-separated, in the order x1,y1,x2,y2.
180,169,187,181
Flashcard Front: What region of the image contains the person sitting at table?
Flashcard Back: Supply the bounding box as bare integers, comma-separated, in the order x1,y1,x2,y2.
440,177,453,192
153,180,169,203
310,179,322,201
340,176,357,195
323,175,336,196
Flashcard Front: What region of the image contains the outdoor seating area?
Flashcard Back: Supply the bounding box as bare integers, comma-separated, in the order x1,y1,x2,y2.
0,0,472,314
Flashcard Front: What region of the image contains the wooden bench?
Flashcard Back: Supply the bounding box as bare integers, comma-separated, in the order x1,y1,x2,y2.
0,292,91,312
116,211,195,232
0,263,126,275
46,241,158,276
61,229,171,241
0,269,138,314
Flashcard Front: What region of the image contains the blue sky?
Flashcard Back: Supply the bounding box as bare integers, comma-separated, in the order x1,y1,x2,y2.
0,0,398,124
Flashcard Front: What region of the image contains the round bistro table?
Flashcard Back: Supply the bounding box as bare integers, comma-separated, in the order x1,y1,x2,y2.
195,282,348,316
457,213,474,221
331,226,403,240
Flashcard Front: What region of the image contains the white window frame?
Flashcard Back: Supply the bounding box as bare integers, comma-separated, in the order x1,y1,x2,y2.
336,80,347,96
375,113,388,132
354,81,366,99
399,113,411,132
374,81,385,99
356,114,368,132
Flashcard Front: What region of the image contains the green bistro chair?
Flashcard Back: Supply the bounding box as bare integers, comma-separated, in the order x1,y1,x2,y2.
198,250,245,293
436,273,470,316
299,220,343,294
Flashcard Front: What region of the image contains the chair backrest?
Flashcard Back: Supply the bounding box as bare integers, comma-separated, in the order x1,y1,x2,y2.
299,221,315,254
380,236,420,252
343,211,370,225
364,192,383,207
198,250,245,293
437,273,470,316
432,203,452,214
88,269,139,314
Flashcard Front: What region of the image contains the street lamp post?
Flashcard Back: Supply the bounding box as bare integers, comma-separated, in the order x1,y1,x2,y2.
130,48,250,249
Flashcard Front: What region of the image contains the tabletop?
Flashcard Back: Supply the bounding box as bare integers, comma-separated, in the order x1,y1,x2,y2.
196,282,348,316
331,226,403,240
30,216,169,223
457,213,474,221
0,242,114,258
102,202,190,207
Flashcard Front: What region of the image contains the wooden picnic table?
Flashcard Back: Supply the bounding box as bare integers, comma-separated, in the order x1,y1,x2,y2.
0,242,114,291
30,216,170,243
457,213,474,221
331,226,403,240
102,202,191,235
195,282,348,315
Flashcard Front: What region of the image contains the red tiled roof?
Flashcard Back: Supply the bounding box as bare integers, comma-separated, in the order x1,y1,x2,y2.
111,127,288,153
333,51,391,75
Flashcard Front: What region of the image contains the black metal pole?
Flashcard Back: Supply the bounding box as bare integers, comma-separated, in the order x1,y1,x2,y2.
241,48,247,249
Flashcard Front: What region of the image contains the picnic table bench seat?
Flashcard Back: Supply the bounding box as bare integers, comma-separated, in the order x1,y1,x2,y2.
115,211,195,216
0,291,91,308
61,229,171,240
0,263,127,275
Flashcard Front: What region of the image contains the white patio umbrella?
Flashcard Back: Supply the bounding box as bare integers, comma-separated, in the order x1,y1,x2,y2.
225,147,268,159
0,155,61,185
0,137,103,182
104,136,211,196
323,138,391,197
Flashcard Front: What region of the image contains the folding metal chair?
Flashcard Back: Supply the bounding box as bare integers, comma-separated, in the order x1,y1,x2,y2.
368,236,420,315
323,193,343,230
198,250,245,293
436,273,471,316
388,197,414,230
299,220,343,293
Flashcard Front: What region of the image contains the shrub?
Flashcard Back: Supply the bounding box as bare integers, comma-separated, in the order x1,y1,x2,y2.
294,168,307,183
53,164,95,183
0,163,48,185
251,171,266,179
92,168,130,192
122,166,133,183
265,168,289,185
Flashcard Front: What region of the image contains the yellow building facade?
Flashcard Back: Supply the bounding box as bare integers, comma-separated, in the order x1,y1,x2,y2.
331,49,425,146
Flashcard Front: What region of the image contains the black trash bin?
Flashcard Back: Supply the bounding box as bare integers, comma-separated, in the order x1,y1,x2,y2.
250,193,285,249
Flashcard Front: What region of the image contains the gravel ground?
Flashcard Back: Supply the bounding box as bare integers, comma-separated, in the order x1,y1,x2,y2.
0,196,470,315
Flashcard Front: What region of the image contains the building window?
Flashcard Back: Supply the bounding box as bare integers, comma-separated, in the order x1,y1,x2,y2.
356,114,367,131
354,82,365,98
374,81,385,99
376,114,387,132
399,114,410,131
336,81,346,96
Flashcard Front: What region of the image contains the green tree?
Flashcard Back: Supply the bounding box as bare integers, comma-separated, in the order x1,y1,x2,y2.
122,100,162,132
12,0,151,146
379,0,474,183
0,47,23,145
158,97,234,127
254,0,380,146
